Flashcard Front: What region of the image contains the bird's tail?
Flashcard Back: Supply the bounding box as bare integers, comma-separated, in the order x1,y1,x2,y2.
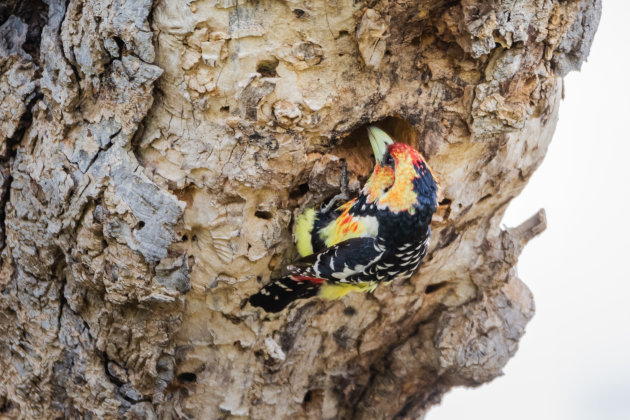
249,275,323,313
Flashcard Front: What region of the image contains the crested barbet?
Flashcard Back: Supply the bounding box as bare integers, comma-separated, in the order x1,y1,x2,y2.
249,126,439,312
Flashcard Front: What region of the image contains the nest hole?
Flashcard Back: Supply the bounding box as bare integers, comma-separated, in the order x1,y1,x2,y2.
302,389,324,411
289,183,309,199
256,59,279,78
303,390,313,403
255,210,273,220
177,372,197,383
425,281,448,294
333,116,420,181
343,306,356,316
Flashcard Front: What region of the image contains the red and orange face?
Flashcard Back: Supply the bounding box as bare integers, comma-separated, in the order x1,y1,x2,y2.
387,143,438,212
363,143,439,210
364,126,439,213
364,163,395,203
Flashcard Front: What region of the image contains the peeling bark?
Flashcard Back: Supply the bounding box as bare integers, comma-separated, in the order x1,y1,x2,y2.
0,0,600,419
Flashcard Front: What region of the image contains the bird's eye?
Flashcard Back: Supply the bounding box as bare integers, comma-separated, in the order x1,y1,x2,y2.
385,155,395,166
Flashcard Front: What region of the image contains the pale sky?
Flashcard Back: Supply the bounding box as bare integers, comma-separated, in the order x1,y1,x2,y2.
428,2,630,420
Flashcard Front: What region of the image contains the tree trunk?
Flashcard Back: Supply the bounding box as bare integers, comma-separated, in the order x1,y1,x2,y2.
0,0,600,418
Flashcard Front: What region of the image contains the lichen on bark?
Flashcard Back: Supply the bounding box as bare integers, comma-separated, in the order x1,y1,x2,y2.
0,0,600,419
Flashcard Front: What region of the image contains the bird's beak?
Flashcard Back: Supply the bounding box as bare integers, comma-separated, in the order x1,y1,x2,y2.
367,126,394,164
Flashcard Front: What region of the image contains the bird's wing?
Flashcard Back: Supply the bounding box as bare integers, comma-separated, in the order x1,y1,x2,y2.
295,196,371,257
289,236,384,284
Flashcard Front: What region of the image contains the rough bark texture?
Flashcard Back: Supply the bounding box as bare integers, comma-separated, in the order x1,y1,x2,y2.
0,0,600,419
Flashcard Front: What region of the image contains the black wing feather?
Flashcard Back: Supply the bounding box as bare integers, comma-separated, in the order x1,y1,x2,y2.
290,237,383,282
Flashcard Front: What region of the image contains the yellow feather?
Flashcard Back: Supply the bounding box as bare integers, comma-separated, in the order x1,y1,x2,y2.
320,212,379,248
319,281,378,300
295,208,316,257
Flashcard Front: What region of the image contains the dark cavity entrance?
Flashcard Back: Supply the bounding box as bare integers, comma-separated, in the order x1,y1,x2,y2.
333,116,420,182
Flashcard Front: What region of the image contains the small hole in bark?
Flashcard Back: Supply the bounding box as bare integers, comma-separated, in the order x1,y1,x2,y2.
191,234,198,242
256,59,279,77
113,36,125,53
338,30,349,37
220,105,229,113
0,400,14,414
293,9,306,18
302,388,324,410
303,390,313,403
182,234,188,241
425,282,448,294
137,221,145,229
289,183,309,199
255,210,273,220
343,306,357,316
177,373,197,383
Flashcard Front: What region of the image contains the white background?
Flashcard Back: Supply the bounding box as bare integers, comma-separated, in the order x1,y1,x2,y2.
428,2,630,420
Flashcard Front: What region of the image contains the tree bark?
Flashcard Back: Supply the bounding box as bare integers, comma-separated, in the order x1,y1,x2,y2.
0,0,600,419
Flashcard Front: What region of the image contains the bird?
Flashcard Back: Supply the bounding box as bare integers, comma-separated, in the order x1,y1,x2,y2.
293,127,395,259
249,126,440,313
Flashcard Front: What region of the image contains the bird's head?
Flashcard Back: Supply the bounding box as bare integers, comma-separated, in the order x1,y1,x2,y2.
365,126,439,214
